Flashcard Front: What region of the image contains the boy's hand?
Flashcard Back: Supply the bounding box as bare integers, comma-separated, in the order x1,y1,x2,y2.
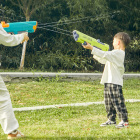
82,42,93,50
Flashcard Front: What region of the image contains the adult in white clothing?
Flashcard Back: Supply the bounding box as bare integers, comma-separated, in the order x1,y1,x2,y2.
0,24,29,139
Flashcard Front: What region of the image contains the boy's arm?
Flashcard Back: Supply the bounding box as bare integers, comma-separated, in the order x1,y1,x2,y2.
91,47,116,63
82,42,123,65
93,55,107,64
0,24,26,46
82,42,107,64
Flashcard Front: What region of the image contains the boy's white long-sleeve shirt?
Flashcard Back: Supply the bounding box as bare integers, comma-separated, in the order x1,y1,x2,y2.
91,47,125,86
0,24,24,46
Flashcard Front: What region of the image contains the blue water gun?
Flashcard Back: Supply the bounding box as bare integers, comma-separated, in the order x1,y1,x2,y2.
1,21,37,34
1,21,37,69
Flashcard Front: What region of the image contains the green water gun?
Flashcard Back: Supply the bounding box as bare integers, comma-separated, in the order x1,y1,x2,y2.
73,30,109,51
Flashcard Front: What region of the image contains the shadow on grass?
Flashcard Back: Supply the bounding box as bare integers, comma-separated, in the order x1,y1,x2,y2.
19,136,97,140
14,135,140,140
129,122,140,126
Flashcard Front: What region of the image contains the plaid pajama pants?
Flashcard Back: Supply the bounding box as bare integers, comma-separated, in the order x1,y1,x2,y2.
104,83,128,122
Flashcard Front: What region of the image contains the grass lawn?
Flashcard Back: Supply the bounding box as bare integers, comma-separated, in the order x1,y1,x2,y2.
0,78,140,139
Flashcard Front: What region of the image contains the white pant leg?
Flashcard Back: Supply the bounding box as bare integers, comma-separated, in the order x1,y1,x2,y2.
0,75,19,134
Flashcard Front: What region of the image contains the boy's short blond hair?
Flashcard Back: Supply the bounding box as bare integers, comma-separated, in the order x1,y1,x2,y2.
114,32,131,47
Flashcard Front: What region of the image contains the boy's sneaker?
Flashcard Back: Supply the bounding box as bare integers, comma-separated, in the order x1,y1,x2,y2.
7,130,24,139
100,119,116,126
116,121,129,129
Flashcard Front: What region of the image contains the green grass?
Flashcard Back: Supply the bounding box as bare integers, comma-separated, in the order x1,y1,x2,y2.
7,79,140,108
0,79,140,139
7,80,105,108
0,68,140,73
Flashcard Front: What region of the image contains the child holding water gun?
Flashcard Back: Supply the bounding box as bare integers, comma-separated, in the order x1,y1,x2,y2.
82,32,130,128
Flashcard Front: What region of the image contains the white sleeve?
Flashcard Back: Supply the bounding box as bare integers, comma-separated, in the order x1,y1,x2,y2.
93,55,107,64
0,24,24,46
91,47,124,65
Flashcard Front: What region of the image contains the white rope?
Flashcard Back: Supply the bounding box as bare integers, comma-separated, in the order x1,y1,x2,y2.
13,99,140,112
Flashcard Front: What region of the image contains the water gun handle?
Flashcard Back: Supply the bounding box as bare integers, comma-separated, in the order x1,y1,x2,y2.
82,41,87,45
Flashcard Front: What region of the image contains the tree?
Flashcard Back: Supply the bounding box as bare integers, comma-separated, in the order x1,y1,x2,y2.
9,0,46,21
0,0,139,72
8,0,46,70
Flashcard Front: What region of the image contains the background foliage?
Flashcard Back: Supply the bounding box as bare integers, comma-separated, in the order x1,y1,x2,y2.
0,0,139,72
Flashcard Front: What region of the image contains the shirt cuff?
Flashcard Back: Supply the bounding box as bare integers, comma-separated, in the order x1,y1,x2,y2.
91,47,98,55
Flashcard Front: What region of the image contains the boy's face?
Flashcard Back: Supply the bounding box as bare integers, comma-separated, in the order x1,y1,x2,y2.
113,37,120,49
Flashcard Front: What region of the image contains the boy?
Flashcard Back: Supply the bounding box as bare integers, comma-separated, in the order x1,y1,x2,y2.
82,32,131,128
0,23,29,139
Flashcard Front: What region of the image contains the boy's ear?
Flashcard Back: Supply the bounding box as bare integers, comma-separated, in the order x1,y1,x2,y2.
118,40,120,45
